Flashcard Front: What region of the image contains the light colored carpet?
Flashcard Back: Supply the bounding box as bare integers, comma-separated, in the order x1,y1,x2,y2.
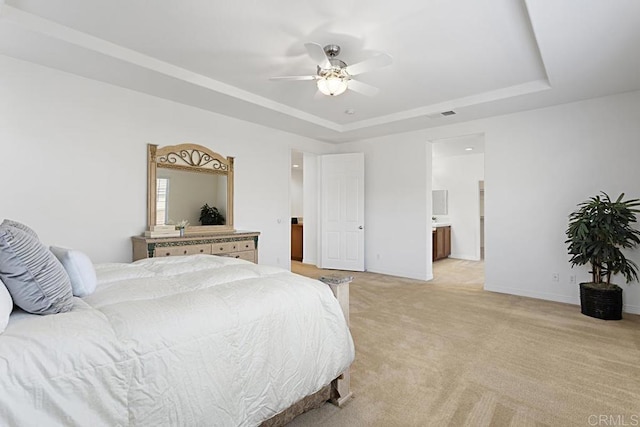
288,260,640,427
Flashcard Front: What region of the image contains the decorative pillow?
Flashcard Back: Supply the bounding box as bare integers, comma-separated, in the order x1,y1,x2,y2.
0,278,12,334
50,246,97,298
0,225,73,314
1,219,39,239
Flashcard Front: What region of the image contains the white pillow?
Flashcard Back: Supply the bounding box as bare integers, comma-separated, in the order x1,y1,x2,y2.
50,246,97,297
0,278,12,334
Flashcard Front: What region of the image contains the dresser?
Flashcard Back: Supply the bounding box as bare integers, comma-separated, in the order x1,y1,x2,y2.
132,231,260,262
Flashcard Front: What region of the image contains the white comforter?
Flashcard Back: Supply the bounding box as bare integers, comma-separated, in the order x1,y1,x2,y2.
0,255,354,426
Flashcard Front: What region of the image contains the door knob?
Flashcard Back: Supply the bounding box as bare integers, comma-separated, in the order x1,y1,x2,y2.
358,226,364,230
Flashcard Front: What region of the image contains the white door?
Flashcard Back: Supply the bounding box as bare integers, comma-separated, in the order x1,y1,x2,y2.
319,153,365,271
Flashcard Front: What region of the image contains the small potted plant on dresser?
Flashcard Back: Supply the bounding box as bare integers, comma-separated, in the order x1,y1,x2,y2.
199,203,225,226
565,192,640,320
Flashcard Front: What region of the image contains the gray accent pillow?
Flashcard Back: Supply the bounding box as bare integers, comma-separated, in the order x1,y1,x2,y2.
1,219,39,239
0,226,73,314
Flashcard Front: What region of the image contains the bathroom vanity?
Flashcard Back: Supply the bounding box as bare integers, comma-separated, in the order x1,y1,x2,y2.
432,224,451,261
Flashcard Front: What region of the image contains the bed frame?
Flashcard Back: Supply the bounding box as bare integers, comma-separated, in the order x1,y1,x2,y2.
261,275,353,426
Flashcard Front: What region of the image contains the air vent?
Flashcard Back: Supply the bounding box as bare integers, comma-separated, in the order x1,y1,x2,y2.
441,110,456,116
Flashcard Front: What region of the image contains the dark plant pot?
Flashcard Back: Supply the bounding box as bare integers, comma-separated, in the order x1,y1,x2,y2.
579,283,622,320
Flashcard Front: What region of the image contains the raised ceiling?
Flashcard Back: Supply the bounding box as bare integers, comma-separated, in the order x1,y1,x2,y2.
1,0,639,143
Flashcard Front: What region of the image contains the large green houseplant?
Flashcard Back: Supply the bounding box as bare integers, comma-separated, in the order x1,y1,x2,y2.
565,192,640,320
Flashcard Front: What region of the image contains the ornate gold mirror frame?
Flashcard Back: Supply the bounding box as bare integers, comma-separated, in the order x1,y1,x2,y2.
147,143,234,234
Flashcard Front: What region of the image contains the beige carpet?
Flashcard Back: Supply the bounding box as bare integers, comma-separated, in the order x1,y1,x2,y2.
288,260,640,427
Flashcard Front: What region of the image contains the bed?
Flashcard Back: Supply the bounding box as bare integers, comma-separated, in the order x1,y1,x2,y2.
0,254,355,426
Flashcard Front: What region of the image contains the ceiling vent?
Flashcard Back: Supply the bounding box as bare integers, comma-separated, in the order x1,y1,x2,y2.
441,110,456,116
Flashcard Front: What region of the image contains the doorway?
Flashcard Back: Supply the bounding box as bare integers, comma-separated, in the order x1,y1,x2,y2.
431,134,486,283
289,150,320,267
290,150,304,262
479,180,485,260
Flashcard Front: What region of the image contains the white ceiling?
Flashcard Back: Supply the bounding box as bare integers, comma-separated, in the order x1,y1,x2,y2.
1,0,639,144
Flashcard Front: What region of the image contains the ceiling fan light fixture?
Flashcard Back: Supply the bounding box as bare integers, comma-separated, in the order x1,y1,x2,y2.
271,42,389,97
317,69,349,96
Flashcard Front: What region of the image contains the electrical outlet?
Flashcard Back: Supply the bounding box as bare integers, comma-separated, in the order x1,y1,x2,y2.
569,275,577,284
552,273,560,282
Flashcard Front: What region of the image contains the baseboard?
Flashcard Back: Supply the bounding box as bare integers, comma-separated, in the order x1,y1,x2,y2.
366,267,431,282
449,253,481,261
486,285,640,315
623,303,640,315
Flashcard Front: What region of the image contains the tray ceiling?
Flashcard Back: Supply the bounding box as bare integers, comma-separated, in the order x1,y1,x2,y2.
1,0,639,143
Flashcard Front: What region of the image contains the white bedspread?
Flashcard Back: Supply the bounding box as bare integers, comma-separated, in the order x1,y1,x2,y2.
0,255,354,426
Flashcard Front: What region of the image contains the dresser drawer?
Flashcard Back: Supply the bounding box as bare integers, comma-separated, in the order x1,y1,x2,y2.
156,244,211,257
222,250,256,263
237,240,255,251
132,231,260,263
211,241,241,254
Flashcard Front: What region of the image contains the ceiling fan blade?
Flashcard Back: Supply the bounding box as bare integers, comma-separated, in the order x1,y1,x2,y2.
304,42,331,69
269,75,317,81
348,79,380,97
345,53,393,76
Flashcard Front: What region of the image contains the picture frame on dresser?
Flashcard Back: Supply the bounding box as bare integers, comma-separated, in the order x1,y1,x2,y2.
133,142,260,262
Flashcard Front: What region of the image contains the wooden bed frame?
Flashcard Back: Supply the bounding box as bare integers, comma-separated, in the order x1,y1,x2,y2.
261,275,353,426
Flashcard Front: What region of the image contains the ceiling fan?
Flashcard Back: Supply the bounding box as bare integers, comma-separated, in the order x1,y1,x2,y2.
270,43,392,97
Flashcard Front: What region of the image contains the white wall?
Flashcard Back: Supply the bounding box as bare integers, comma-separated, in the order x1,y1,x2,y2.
481,93,640,314
337,138,432,281
343,89,640,314
4,55,640,314
0,55,334,266
432,152,485,260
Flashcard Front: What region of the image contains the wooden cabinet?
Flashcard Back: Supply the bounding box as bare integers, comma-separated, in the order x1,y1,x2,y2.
132,231,260,263
432,226,451,261
291,224,303,261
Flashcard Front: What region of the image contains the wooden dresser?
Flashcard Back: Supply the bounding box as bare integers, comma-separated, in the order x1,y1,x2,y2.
132,231,260,262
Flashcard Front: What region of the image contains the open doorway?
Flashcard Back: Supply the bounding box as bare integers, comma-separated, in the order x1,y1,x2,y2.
431,134,485,286
290,151,304,262
480,180,485,260
289,150,320,268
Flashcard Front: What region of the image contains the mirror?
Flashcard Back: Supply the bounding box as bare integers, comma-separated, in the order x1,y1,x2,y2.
148,143,234,234
432,190,448,215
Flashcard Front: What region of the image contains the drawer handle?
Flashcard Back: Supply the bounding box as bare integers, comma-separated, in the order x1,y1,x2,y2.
165,253,171,256
235,255,240,258
183,250,187,254
219,247,224,250
200,249,204,253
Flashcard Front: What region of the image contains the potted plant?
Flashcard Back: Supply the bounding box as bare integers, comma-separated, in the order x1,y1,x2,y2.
565,192,640,320
199,203,225,226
